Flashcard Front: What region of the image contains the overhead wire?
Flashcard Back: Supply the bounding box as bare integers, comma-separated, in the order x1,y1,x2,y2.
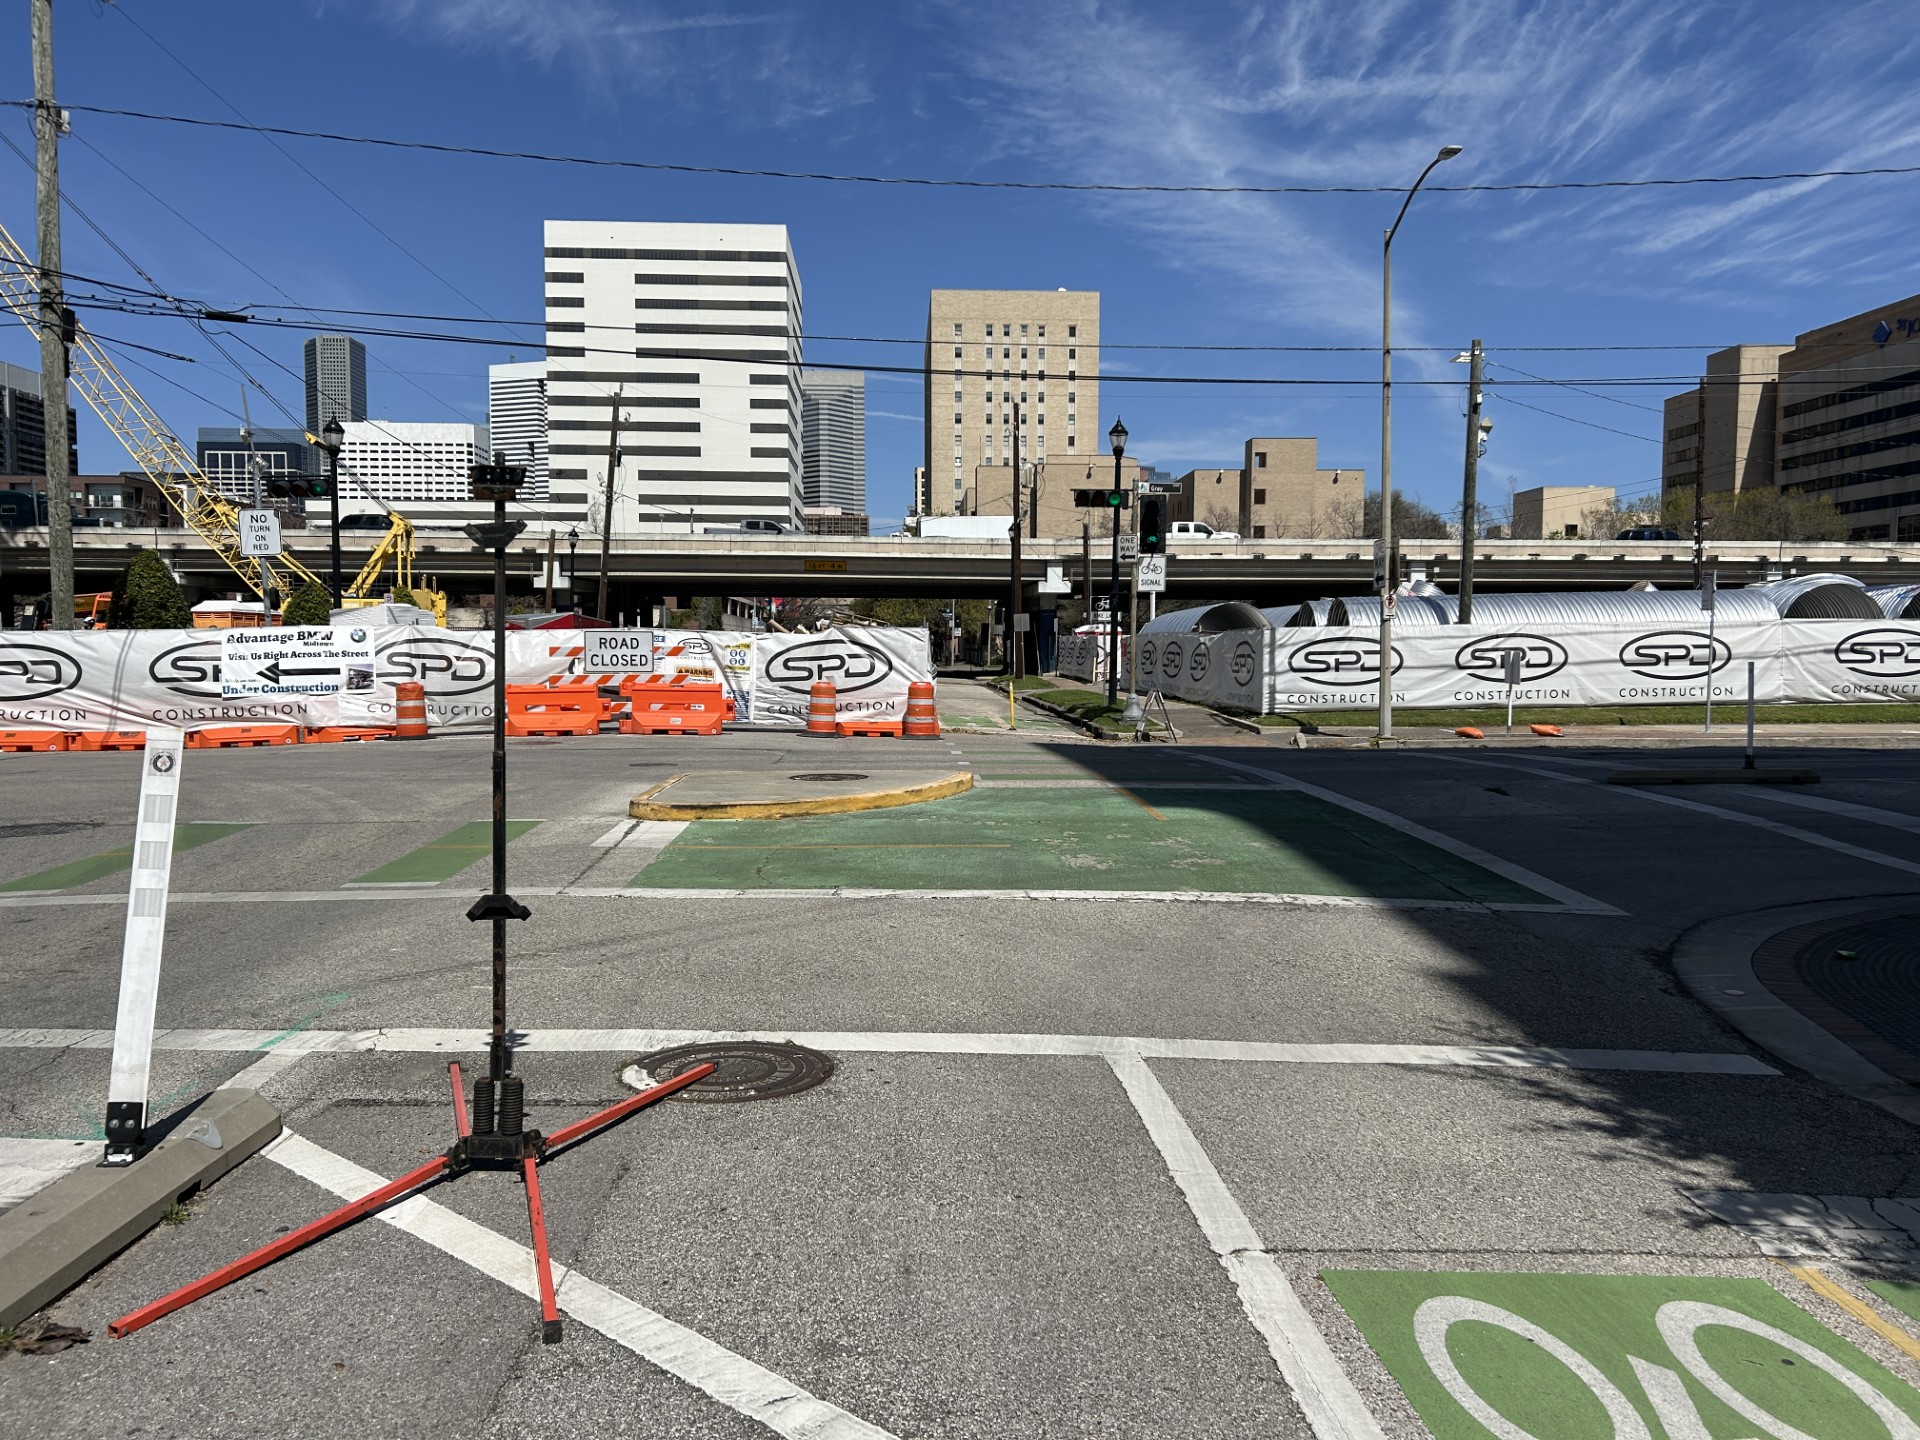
10,97,1920,197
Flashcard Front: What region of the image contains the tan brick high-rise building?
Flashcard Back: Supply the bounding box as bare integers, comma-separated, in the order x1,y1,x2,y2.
922,289,1100,516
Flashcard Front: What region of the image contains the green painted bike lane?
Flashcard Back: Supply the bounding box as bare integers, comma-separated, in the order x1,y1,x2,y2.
0,823,253,893
349,820,541,885
1323,1269,1920,1438
633,787,1545,902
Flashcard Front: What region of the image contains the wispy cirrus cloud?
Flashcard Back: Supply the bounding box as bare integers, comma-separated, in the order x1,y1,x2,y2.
376,0,874,124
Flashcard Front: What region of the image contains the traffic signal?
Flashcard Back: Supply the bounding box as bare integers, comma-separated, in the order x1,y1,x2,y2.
266,475,327,499
1140,497,1165,554
1072,489,1130,509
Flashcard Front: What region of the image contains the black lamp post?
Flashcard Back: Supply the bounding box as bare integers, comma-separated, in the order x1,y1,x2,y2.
1105,417,1127,707
566,527,579,614
321,416,345,606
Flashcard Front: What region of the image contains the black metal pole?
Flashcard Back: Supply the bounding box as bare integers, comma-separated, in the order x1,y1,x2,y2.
328,448,342,606
491,497,508,1083
1010,401,1023,680
1106,441,1124,707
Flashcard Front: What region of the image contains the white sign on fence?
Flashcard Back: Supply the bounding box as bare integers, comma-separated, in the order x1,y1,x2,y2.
579,631,655,673
1137,555,1167,593
221,625,374,698
236,509,282,558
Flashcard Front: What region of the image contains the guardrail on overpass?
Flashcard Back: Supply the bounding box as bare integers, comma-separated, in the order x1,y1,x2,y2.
6,528,1920,602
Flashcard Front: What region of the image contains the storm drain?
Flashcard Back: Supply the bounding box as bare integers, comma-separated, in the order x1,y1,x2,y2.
788,773,868,783
621,1041,834,1104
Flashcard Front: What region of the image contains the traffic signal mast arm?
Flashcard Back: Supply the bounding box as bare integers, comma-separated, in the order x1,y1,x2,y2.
0,216,328,602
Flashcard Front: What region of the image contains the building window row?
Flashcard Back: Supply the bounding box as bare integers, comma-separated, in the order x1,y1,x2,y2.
635,298,787,312
1781,365,1920,420
1781,395,1920,447
545,246,788,263
633,273,787,287
1665,422,1699,441
1778,426,1920,472
545,271,584,284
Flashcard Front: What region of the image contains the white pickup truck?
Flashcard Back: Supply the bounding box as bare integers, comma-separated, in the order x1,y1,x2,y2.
1168,520,1241,543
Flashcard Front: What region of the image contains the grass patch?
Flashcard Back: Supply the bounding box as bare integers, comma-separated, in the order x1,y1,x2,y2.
1257,703,1920,729
987,674,1062,691
1035,687,1128,724
161,1201,192,1226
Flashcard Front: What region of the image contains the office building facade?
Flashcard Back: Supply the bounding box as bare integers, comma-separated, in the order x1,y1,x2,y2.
799,368,865,514
1664,294,1920,540
196,426,321,503
1170,438,1363,538
0,359,78,476
542,219,802,534
303,335,368,436
488,361,548,500
923,289,1100,517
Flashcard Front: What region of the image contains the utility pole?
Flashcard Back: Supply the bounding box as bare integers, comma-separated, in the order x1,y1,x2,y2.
544,531,555,612
1692,380,1706,589
1458,338,1483,623
595,387,620,621
32,0,73,631
1009,401,1024,679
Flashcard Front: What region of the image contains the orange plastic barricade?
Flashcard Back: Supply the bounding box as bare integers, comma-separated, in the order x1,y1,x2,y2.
619,676,725,736
67,731,148,752
187,724,301,749
0,729,70,753
1453,726,1484,739
394,681,429,740
806,680,838,736
302,726,396,744
903,680,940,739
506,682,602,737
1529,724,1564,737
836,714,904,739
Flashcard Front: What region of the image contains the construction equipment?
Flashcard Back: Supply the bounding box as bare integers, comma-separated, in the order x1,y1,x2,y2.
0,217,442,622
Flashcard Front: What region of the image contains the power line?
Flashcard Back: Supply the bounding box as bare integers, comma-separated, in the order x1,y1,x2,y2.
1489,392,1656,442
11,97,1920,196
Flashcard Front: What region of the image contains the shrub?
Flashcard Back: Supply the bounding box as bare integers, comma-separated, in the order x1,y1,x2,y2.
114,549,190,629
281,580,334,626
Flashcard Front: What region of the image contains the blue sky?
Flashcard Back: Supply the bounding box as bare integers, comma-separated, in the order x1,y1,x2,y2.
6,0,1920,530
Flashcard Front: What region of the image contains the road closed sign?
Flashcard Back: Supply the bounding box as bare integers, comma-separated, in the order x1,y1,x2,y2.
579,631,656,673
221,626,374,698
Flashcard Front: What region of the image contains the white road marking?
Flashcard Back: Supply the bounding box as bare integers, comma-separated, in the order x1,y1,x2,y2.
625,820,689,848
591,820,637,848
224,1045,314,1090
264,1132,899,1440
1745,789,1920,836
1438,755,1920,880
1186,753,1624,914
0,1136,97,1213
0,886,1616,913
0,1025,1775,1075
1107,1053,1385,1440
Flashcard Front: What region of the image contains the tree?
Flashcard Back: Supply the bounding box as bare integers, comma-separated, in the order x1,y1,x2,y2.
391,586,417,608
281,580,333,626
113,549,191,629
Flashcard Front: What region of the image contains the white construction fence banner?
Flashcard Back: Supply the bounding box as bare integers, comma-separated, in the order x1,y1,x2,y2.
0,625,932,732
751,625,934,726
1130,617,1920,714
1057,632,1113,684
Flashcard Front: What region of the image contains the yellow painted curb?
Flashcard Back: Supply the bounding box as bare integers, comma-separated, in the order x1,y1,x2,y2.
629,770,974,821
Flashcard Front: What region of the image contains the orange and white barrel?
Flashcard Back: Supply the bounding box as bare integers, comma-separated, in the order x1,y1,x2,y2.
395,681,429,740
903,680,940,739
807,680,838,736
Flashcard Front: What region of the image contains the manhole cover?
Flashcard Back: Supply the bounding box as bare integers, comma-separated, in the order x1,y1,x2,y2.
621,1042,834,1103
0,822,100,839
788,772,869,783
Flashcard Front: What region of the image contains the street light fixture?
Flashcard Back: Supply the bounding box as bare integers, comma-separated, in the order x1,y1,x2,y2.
320,416,345,607
566,527,579,614
1105,417,1128,707
1378,142,1461,738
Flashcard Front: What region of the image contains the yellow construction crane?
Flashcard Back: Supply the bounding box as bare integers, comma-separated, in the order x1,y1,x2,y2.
0,216,442,621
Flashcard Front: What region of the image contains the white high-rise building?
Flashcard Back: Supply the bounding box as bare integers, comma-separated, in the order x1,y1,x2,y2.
487,361,548,500
800,368,866,515
334,421,489,507
543,219,801,534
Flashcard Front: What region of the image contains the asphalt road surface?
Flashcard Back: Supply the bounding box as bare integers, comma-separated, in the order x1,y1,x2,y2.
8,723,1920,1438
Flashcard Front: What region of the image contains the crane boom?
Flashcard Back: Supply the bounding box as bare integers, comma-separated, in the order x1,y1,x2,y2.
0,216,328,600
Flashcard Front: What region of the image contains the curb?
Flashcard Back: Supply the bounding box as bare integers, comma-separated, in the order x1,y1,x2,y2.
1670,899,1920,1127
630,770,974,820
0,1087,281,1329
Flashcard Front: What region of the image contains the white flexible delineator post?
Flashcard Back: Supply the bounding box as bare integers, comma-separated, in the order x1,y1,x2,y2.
102,726,186,1164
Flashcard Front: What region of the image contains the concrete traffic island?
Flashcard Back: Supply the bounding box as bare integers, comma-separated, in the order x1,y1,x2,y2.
0,1087,281,1330
630,768,973,820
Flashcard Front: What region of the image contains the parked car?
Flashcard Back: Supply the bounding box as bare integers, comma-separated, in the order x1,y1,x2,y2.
1168,520,1241,543
705,518,792,535
1616,526,1683,541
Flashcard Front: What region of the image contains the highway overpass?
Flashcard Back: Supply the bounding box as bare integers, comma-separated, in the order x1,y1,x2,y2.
6,527,1920,611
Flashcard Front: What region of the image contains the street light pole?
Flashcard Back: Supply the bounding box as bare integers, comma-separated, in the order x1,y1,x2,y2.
1379,143,1462,738
1454,338,1485,623
566,527,579,615
322,416,345,607
1105,417,1128,708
